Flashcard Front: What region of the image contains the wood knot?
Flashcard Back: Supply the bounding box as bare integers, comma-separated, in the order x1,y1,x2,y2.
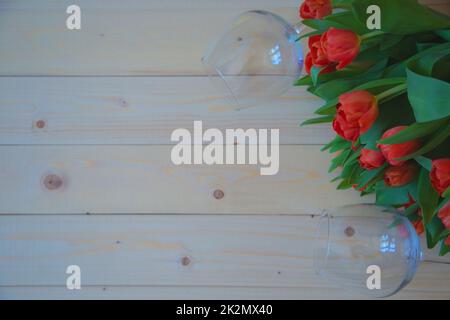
118,98,128,108
43,174,63,190
345,226,355,238
35,120,46,129
180,256,191,266
213,189,224,200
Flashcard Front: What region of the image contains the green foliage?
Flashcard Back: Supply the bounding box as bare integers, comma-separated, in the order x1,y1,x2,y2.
406,49,450,122
377,118,450,145
297,0,450,254
303,11,368,35
300,115,334,126
414,156,432,171
443,188,450,198
351,0,450,35
360,94,414,144
312,59,388,100
418,168,440,224
375,181,417,206
397,123,450,161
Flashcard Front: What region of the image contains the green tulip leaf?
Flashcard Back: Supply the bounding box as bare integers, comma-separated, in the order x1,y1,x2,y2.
311,66,325,87
375,181,415,206
397,123,450,161
418,168,440,224
383,36,418,61
324,11,369,35
414,156,432,172
443,187,450,198
384,42,450,78
406,51,450,123
332,0,353,8
355,164,387,190
330,150,353,173
298,30,322,40
302,11,368,35
312,59,388,100
404,203,420,217
360,94,415,144
426,215,446,249
321,135,349,152
346,148,363,164
294,75,312,86
380,34,405,51
351,0,450,35
329,141,352,153
301,115,334,126
340,158,360,178
416,42,441,52
315,99,338,116
435,29,450,42
377,118,450,145
337,179,353,190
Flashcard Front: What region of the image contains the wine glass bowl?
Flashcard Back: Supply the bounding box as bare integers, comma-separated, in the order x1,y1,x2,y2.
314,204,423,298
202,10,303,110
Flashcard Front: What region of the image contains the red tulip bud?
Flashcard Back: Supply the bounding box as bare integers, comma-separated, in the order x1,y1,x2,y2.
377,126,422,167
359,148,385,170
384,162,418,187
321,27,360,70
332,90,378,142
430,159,450,196
299,0,332,20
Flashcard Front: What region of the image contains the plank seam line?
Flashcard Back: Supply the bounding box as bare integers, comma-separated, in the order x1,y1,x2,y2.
0,284,448,291
0,213,320,217
0,144,327,147
0,74,298,78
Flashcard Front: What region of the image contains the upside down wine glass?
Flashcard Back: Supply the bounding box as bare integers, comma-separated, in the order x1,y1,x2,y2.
202,10,303,110
314,204,423,298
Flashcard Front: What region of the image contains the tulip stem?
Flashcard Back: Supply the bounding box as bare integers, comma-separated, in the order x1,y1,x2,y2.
376,83,408,102
360,30,384,41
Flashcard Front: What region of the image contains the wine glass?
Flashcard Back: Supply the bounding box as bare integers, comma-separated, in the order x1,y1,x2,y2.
202,10,303,110
313,204,423,298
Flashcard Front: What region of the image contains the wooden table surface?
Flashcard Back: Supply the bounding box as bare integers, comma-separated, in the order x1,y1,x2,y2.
0,0,449,300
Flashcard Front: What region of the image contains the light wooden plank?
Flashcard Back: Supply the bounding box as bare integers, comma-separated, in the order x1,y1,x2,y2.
0,76,331,145
0,0,304,10
0,215,448,299
0,0,301,76
0,145,368,214
0,0,447,76
2,283,450,300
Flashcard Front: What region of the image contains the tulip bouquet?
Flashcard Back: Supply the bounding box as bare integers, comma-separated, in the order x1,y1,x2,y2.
297,0,450,254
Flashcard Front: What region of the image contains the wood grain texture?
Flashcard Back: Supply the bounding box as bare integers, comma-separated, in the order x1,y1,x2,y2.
0,215,448,299
0,0,300,76
0,145,367,214
0,0,449,300
0,77,330,145
2,284,450,300
0,0,446,76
